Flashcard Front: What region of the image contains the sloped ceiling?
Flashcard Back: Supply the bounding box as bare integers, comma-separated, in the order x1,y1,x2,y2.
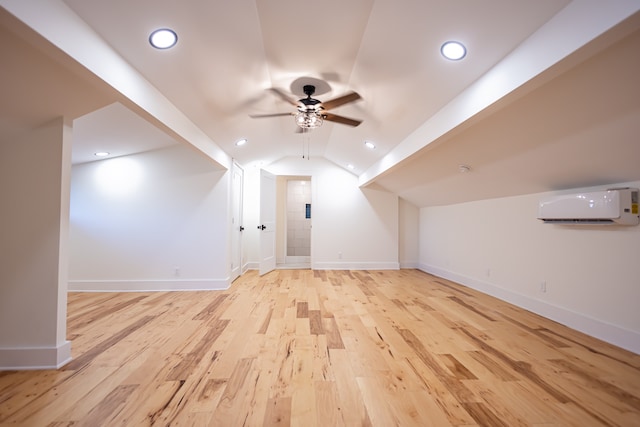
1,1,639,207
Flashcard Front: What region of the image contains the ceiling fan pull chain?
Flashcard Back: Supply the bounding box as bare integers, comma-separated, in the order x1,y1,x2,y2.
302,132,311,159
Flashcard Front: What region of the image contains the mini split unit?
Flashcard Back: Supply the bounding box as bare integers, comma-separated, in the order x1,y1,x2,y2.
538,188,639,225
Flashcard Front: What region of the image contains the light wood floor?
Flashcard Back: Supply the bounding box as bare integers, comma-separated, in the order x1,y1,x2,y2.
1,269,639,426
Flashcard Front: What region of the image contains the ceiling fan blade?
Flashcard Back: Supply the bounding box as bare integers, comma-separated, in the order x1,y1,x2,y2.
321,92,361,110
323,113,362,127
269,88,299,106
249,112,294,118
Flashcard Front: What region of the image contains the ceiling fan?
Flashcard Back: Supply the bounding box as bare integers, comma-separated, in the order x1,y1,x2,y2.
250,84,362,130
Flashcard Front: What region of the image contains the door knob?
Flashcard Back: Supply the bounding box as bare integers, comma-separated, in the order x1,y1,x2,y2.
239,226,244,232
257,224,266,230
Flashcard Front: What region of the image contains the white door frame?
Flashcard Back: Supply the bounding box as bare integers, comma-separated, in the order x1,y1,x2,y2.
259,169,276,275
230,161,244,282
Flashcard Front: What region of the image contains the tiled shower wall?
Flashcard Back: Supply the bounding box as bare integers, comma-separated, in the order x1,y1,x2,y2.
287,180,311,256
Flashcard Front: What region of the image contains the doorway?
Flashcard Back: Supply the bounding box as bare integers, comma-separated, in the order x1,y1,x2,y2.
276,176,311,269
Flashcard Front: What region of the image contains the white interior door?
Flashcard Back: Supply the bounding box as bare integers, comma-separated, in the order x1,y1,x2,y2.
259,169,276,275
230,162,243,282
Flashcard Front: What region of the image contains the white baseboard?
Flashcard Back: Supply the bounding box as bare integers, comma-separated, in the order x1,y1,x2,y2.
400,261,420,269
0,341,71,370
286,256,311,264
312,261,400,270
419,263,640,355
243,261,400,271
68,279,230,292
243,262,258,272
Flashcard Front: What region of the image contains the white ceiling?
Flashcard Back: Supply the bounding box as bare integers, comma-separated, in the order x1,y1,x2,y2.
2,1,640,207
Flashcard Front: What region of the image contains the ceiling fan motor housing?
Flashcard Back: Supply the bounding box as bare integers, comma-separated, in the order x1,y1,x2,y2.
303,85,316,96
299,85,322,111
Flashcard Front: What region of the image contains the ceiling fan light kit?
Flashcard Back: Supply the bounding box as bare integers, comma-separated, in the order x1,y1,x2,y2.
295,111,323,129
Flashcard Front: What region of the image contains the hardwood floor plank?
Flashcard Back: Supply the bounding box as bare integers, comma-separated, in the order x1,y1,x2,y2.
439,353,478,380
257,308,274,334
398,328,477,402
549,358,640,411
66,295,147,331
308,335,333,382
290,384,316,425
269,334,296,400
447,295,497,322
328,349,372,426
79,384,139,426
263,397,292,426
0,269,638,426
192,293,229,321
314,380,341,426
466,379,568,426
339,317,392,375
405,357,478,425
308,310,323,335
407,390,455,427
461,401,513,427
210,358,256,426
356,376,400,426
0,370,73,422
458,326,572,404
63,315,156,371
560,349,640,396
197,378,227,406
322,317,345,350
166,319,230,381
207,315,260,378
296,301,308,318
464,350,518,381
4,367,118,426
131,379,187,426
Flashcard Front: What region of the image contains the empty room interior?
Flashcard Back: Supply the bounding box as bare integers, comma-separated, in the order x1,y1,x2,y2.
1,1,639,426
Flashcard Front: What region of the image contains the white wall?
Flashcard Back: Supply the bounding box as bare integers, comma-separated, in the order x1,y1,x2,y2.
68,145,230,290
419,181,640,354
399,197,419,268
0,118,71,369
244,157,399,270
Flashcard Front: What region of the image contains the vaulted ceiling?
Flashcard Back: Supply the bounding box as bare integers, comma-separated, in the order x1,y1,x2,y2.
1,1,639,206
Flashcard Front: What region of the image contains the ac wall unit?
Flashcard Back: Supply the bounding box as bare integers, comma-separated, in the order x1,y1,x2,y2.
538,188,639,225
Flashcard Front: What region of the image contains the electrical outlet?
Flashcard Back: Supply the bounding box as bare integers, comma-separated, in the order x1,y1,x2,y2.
540,281,547,293
338,252,343,259
174,267,181,277
486,268,491,277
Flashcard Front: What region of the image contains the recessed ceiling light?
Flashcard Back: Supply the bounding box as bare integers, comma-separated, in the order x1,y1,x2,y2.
235,138,247,147
364,141,376,150
94,152,110,157
347,164,355,170
441,41,466,60
149,28,178,49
